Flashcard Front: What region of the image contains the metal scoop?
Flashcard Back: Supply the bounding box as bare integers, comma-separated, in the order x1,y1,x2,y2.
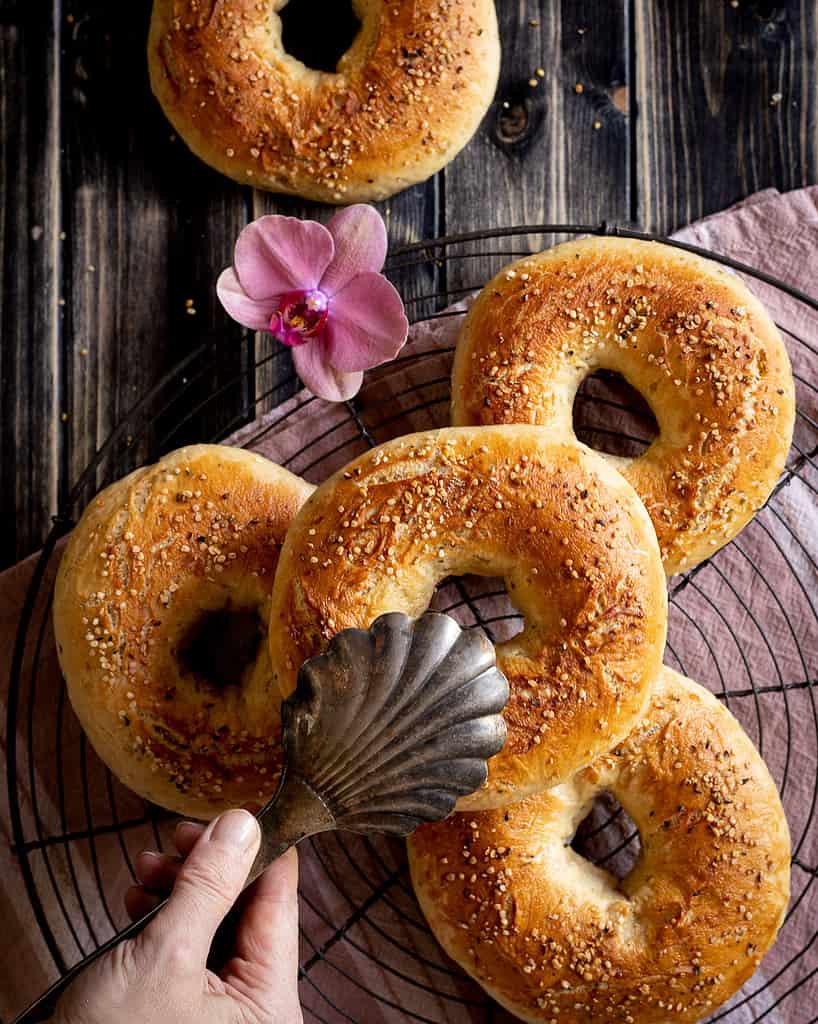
14,611,509,1023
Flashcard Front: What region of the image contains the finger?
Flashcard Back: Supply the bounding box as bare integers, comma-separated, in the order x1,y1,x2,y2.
142,809,261,967
174,820,205,857
135,850,182,892
231,847,300,996
125,884,163,921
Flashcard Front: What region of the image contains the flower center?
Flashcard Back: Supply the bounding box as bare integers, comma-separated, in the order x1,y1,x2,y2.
270,289,329,347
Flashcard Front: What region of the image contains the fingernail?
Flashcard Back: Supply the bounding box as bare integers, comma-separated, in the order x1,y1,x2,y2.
175,819,204,843
137,850,162,863
135,850,164,873
208,808,259,848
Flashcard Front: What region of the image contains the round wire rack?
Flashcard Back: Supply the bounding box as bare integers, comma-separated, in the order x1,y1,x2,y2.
7,224,818,1023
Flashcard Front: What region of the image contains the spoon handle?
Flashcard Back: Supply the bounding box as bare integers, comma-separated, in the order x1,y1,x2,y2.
249,774,336,886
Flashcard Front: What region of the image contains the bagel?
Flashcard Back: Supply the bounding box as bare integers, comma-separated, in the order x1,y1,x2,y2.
268,426,667,810
408,667,791,1024
54,445,314,819
148,0,500,203
452,237,795,576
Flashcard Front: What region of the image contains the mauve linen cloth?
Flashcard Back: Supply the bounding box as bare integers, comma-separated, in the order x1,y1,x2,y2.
1,190,817,1022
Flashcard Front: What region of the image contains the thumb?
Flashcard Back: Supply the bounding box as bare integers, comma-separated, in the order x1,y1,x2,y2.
144,808,261,967
231,847,300,1001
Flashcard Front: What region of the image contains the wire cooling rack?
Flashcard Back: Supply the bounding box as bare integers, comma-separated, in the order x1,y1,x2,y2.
6,225,818,1023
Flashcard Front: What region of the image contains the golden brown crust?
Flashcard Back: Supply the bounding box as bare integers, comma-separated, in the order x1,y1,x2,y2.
408,667,791,1024
148,0,500,203
268,426,667,809
54,445,314,819
452,238,796,576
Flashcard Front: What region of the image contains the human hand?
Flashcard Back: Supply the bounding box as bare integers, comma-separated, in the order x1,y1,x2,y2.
54,809,302,1024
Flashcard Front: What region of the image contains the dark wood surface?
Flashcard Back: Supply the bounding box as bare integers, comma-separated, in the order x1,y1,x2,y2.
2,0,817,570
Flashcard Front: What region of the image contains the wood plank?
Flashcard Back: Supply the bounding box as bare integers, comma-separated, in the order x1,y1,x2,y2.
443,0,632,294
634,0,818,233
0,0,61,568
58,2,249,513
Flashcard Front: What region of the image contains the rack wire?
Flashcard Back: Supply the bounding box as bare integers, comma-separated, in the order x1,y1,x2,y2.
7,224,818,1023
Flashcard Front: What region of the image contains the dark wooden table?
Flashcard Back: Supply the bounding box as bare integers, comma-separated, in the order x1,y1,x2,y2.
2,0,816,571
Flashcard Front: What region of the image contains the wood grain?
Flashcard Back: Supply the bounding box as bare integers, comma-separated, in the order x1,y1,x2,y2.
59,1,249,512
443,0,631,293
635,0,818,232
0,0,61,568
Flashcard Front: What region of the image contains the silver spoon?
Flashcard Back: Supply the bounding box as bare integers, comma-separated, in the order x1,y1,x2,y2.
13,611,508,1023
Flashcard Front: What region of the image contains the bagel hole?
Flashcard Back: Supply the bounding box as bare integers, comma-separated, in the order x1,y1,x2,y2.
571,791,641,883
573,370,659,459
278,0,361,73
179,607,263,692
430,575,524,644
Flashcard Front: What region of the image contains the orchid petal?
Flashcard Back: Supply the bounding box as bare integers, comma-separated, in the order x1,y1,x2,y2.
216,268,277,330
234,216,334,300
321,205,388,297
293,337,364,402
325,273,409,372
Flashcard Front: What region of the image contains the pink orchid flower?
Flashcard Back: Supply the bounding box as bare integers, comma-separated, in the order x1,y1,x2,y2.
217,205,409,402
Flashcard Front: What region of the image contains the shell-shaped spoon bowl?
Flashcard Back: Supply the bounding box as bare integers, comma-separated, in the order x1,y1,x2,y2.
251,611,509,877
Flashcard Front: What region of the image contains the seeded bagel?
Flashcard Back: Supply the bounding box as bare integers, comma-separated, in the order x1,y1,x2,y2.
148,0,500,202
409,667,791,1024
54,445,313,818
268,426,667,810
452,237,795,575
